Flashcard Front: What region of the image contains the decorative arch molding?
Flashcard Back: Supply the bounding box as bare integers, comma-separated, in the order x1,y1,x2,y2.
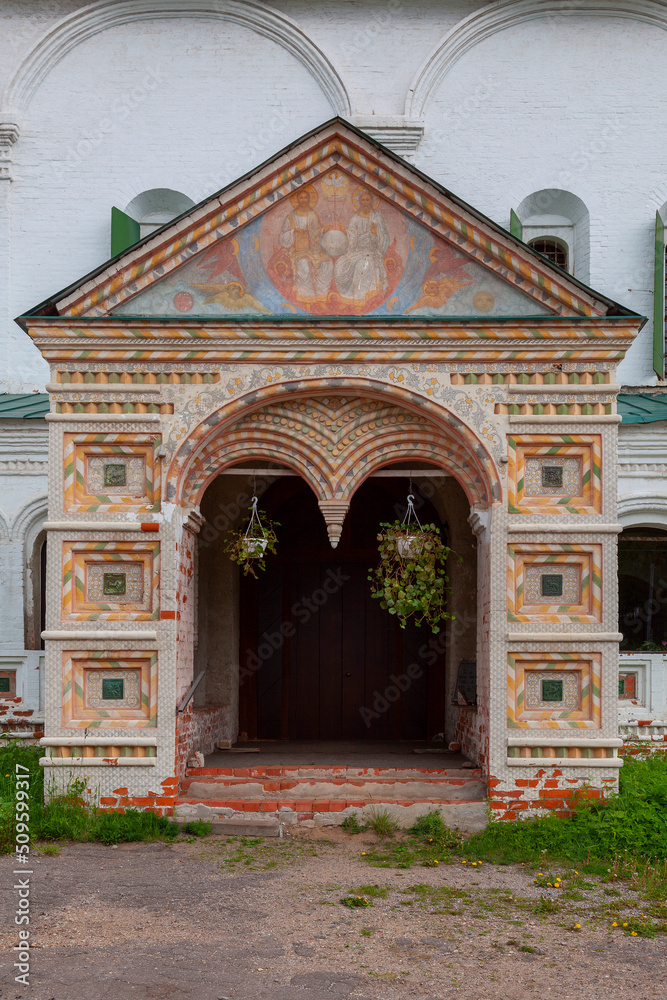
10,494,48,545
617,493,667,530
2,0,353,118
169,378,500,544
406,0,667,117
0,506,10,540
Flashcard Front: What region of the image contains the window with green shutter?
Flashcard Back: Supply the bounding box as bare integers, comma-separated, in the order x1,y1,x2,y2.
111,206,141,257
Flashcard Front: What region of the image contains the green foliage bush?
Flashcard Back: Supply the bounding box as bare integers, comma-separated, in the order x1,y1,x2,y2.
368,521,456,633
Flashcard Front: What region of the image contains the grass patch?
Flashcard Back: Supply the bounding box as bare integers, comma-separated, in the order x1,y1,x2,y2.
180,819,213,837
359,809,462,869
356,884,389,899
0,737,208,851
465,756,667,867
214,835,320,870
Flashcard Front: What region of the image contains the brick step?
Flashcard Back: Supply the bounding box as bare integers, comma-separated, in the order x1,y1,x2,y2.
181,773,482,792
184,765,482,780
176,795,483,811
180,775,486,804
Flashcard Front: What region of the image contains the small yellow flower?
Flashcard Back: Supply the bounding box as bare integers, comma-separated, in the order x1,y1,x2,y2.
574,924,581,930
623,922,628,927
612,922,617,927
631,931,638,937
462,860,467,864
574,870,579,875
547,883,552,887
434,860,439,865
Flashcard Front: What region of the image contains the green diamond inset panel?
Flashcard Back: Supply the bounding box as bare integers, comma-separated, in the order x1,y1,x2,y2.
541,465,563,488
104,463,127,487
103,572,126,596
541,679,564,702
101,678,124,700
541,573,563,597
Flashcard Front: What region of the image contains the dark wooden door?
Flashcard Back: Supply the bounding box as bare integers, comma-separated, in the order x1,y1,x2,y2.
239,477,446,740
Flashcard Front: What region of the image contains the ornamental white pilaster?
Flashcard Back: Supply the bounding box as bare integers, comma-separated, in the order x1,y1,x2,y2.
0,119,20,181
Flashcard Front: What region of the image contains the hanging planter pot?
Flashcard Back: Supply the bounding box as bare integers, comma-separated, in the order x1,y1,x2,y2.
396,534,424,560
224,496,279,578
241,537,269,558
368,493,458,634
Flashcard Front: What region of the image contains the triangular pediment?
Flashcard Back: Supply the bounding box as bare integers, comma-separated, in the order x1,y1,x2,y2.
36,120,629,322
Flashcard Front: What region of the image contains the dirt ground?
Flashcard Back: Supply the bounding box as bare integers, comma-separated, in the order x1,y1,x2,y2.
1,827,666,1000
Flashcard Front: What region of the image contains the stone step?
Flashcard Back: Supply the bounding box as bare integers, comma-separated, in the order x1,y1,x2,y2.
174,797,488,833
178,816,282,837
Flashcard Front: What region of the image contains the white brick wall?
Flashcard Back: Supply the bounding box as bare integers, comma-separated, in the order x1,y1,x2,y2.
0,1,664,388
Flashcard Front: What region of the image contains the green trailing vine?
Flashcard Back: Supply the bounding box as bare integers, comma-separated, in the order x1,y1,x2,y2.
368,500,456,633
224,496,279,578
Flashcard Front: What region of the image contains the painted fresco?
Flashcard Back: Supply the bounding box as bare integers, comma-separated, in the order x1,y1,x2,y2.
113,170,549,319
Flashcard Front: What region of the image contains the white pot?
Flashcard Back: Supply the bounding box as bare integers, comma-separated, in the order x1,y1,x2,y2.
397,535,423,559
242,537,268,557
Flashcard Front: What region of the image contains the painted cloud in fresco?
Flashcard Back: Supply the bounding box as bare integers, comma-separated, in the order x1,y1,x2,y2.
113,170,550,319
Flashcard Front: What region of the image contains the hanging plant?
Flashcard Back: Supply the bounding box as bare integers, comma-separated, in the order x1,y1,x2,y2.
224,496,279,578
368,494,456,634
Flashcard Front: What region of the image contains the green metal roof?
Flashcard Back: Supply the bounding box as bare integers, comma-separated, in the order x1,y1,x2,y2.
618,393,667,424
0,393,49,419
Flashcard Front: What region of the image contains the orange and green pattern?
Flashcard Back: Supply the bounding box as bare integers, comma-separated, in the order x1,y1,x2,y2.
507,543,602,623
63,432,161,512
507,434,602,515
62,540,160,620
507,651,602,729
62,650,157,729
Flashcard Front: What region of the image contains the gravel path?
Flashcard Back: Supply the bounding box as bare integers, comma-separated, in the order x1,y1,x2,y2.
1,828,665,1000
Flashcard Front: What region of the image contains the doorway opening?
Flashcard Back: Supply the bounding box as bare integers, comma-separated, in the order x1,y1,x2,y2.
238,475,448,741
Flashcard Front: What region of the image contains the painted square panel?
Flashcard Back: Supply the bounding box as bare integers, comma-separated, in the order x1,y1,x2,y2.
63,432,161,512
507,435,602,515
507,652,601,729
62,650,157,728
507,543,602,623
61,540,159,620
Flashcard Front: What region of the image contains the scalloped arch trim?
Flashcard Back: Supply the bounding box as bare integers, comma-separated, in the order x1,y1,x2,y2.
2,0,352,117
406,0,667,117
168,377,501,515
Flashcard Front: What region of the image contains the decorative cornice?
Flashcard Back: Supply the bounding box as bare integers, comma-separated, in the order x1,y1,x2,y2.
183,509,206,534
406,1,667,117
467,508,489,536
0,118,20,181
2,0,352,116
617,492,667,527
351,116,424,155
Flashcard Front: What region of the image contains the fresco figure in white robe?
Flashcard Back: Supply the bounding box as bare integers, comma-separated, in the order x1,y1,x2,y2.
334,188,390,305
279,187,333,304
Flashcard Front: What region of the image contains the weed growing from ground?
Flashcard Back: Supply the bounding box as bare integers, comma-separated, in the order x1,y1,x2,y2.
366,808,398,838
341,812,368,834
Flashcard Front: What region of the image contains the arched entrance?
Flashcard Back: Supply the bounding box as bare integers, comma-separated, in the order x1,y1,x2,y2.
238,475,447,741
